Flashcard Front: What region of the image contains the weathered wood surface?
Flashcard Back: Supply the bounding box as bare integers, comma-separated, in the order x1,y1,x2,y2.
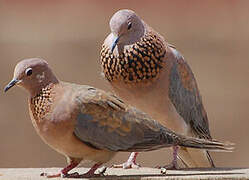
0,167,248,180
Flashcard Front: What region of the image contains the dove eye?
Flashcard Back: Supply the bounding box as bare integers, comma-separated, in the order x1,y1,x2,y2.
127,22,132,30
25,68,33,76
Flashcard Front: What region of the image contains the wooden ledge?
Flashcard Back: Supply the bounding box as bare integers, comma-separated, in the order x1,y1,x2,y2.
0,167,248,180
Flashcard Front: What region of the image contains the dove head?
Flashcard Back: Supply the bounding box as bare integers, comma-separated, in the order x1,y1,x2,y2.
109,9,145,53
4,58,59,96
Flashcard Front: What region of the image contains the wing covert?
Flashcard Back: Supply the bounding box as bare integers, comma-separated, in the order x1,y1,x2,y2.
73,88,174,151
168,47,211,139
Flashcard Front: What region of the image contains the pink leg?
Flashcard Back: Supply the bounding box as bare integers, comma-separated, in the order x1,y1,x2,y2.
170,146,179,168
157,146,179,170
40,162,79,178
76,163,103,178
112,152,140,169
41,163,103,178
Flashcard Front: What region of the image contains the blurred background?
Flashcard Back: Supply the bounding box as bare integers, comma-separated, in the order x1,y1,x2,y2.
0,0,248,168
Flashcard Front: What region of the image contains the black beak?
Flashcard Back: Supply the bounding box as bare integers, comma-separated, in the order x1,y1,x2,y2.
4,79,19,92
111,36,120,53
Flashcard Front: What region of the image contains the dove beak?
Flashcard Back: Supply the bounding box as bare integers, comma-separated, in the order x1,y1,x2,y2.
111,36,120,53
4,79,20,92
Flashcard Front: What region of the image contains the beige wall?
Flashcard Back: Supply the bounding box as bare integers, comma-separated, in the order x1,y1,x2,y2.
0,0,248,168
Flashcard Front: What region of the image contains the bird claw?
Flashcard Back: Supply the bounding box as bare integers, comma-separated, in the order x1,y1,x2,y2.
111,161,140,169
40,172,61,178
96,166,107,175
40,172,82,178
62,172,80,178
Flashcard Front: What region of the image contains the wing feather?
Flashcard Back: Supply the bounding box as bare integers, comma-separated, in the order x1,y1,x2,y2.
73,87,175,151
168,47,211,139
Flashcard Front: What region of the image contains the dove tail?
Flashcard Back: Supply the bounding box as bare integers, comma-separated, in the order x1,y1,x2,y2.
177,136,234,152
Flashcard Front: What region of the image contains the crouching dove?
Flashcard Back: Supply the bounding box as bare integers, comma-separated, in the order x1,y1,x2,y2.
4,58,233,178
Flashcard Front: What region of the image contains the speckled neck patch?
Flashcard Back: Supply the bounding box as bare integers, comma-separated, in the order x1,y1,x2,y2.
30,84,53,120
101,32,166,84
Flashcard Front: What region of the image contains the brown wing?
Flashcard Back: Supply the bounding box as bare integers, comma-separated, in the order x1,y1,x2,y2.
168,47,211,139
73,86,178,152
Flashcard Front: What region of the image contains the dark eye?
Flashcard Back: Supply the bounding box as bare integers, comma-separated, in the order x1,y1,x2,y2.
127,22,132,30
25,68,33,76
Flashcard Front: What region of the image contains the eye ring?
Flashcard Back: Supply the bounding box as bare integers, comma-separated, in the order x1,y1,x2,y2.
25,68,33,76
127,22,132,30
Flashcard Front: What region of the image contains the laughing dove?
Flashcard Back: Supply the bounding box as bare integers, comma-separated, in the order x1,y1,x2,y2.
100,9,217,169
4,58,232,177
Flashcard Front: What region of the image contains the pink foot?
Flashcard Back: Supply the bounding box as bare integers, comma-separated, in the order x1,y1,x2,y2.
70,163,104,178
80,163,103,177
40,163,103,178
41,172,82,178
112,152,140,169
156,146,179,170
112,161,140,169
40,162,79,178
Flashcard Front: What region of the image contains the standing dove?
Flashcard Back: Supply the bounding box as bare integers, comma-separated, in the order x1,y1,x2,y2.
100,9,215,169
4,58,232,178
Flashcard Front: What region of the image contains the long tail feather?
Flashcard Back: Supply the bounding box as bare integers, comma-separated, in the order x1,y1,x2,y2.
178,136,234,152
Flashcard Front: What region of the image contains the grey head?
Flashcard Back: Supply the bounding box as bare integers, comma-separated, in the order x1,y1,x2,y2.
4,58,58,96
109,9,145,53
